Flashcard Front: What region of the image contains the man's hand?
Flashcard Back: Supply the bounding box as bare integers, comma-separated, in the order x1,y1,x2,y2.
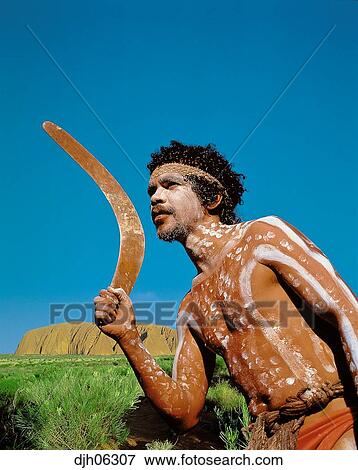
94,287,137,340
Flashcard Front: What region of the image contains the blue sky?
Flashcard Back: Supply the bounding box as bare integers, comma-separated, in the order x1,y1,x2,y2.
0,0,357,353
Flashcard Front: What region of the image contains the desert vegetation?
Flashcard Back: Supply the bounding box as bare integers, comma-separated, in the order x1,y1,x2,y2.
146,439,176,450
206,379,251,449
0,355,142,449
0,354,251,450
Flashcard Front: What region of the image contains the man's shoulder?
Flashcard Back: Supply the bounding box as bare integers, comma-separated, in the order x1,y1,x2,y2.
222,215,284,244
238,215,296,239
178,291,193,310
222,215,297,260
242,215,284,231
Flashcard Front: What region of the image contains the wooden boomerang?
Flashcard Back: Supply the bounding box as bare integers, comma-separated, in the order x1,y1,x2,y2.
42,121,145,294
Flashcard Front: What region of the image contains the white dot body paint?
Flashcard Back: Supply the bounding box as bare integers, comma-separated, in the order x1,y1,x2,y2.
222,335,229,349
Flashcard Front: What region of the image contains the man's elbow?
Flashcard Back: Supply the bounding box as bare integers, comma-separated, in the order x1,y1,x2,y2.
163,407,201,433
171,415,200,433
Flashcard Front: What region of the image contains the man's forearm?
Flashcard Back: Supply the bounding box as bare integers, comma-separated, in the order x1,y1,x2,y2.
113,328,198,431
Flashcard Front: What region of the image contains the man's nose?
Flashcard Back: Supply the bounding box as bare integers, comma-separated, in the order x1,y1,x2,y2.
151,187,166,205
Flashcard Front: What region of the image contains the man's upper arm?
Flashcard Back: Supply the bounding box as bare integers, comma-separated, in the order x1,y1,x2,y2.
246,215,358,390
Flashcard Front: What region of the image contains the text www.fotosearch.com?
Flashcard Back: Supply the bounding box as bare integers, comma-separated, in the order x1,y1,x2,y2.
143,453,283,466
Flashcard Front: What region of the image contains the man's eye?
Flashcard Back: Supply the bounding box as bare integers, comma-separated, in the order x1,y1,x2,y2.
167,182,178,189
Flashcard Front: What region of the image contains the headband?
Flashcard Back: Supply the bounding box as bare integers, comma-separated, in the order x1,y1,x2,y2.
151,163,225,190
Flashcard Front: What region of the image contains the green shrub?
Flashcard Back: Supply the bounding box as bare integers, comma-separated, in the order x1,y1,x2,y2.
207,381,243,411
206,381,251,450
14,367,141,449
213,356,230,379
146,439,175,450
156,356,174,375
0,355,177,449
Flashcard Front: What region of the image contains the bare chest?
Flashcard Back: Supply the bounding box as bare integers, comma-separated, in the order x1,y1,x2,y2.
182,261,338,411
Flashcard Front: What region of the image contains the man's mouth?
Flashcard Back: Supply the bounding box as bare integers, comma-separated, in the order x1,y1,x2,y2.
154,213,168,221
151,208,173,224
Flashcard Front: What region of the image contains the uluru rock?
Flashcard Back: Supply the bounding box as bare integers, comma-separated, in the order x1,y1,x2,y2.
15,322,177,356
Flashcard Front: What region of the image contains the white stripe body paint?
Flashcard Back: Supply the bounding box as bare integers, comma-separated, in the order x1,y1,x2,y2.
173,306,207,398
309,336,336,374
254,244,337,311
340,316,358,379
172,316,185,382
172,309,194,382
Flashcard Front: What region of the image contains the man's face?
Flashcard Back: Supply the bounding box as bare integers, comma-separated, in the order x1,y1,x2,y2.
148,171,205,242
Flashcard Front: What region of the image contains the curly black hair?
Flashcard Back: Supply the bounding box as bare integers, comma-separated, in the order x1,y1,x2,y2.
147,140,246,224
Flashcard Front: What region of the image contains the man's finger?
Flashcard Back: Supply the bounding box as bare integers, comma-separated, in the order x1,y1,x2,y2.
108,287,127,302
108,286,125,296
95,303,116,315
99,289,118,304
94,295,116,308
108,286,131,305
95,310,114,326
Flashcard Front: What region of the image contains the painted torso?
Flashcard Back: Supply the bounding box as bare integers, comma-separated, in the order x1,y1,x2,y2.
179,221,344,415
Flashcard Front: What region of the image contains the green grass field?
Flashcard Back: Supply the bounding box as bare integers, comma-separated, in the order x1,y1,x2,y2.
0,354,250,450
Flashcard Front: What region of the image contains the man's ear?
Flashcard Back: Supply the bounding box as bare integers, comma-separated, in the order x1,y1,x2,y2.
207,194,223,210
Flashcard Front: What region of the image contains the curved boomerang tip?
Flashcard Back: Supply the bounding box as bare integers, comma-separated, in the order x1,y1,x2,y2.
42,121,62,132
42,121,145,294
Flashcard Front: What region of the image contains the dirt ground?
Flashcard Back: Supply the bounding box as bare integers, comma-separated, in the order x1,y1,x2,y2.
122,397,225,450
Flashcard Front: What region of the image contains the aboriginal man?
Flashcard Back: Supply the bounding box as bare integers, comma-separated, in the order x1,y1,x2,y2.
94,141,358,450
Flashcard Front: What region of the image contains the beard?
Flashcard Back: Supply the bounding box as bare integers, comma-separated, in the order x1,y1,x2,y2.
157,221,191,242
